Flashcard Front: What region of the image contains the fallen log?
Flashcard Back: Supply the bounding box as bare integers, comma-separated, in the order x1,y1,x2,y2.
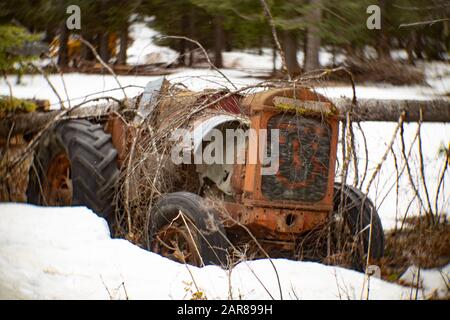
0,97,448,137
0,101,122,137
334,98,450,122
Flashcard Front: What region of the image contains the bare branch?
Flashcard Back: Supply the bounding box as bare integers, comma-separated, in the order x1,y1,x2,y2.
159,35,237,90
260,0,290,79
77,36,129,102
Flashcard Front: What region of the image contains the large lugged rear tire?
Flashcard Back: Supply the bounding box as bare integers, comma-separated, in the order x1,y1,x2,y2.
149,192,230,267
332,183,384,269
27,120,120,223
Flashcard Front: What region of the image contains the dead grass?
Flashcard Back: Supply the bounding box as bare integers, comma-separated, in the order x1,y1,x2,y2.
379,215,450,283
343,58,425,85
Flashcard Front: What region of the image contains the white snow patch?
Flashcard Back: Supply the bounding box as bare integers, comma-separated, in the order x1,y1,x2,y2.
222,48,345,73
339,121,450,230
400,264,449,299
0,203,416,300
127,22,178,66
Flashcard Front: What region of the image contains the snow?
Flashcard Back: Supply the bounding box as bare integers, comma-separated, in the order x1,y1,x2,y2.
0,203,423,300
1,64,447,107
400,264,450,299
222,48,345,73
127,22,178,66
340,121,450,230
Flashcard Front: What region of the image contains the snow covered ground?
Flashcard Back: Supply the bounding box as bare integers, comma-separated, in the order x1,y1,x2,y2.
1,203,448,300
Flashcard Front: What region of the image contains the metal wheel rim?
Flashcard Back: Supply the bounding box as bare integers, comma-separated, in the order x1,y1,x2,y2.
151,214,201,266
43,152,72,206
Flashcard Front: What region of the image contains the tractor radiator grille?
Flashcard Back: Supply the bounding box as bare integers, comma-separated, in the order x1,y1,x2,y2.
262,114,331,202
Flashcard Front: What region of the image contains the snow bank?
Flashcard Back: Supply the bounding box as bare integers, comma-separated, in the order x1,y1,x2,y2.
400,265,450,299
0,203,416,300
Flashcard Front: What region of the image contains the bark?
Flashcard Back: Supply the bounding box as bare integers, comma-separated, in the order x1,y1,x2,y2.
406,32,417,65
117,25,129,65
0,101,122,137
304,0,322,72
414,32,425,60
81,34,95,62
376,0,391,59
178,38,187,66
333,98,450,122
98,0,110,63
179,14,189,66
188,8,196,67
1,98,449,137
99,32,111,63
272,45,277,74
224,31,233,52
213,16,224,68
57,24,69,68
282,30,301,77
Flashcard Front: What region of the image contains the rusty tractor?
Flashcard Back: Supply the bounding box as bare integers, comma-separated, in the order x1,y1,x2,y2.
23,80,384,270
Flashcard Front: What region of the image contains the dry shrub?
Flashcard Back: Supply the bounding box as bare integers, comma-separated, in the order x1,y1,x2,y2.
343,57,425,85
112,82,245,248
380,216,450,282
295,219,365,270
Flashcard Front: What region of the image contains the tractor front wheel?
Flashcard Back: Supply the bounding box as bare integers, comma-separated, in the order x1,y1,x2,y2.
149,192,230,267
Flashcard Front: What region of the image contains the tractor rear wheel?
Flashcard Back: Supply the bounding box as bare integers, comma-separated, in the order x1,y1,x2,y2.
149,192,230,267
27,120,120,224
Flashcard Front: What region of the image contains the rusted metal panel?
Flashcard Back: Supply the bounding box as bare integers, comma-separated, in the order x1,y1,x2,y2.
104,115,134,168
241,87,339,215
221,201,328,238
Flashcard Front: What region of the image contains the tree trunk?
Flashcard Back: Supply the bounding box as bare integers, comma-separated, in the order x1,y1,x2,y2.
406,32,417,65
117,25,129,65
414,31,425,59
282,30,301,77
179,14,189,66
81,34,95,63
57,24,69,68
272,45,277,74
188,8,196,67
224,30,233,52
331,45,337,67
304,0,322,72
99,32,110,63
376,0,391,59
213,15,224,68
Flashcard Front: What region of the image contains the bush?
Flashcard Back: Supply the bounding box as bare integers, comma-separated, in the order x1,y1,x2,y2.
0,96,37,115
0,25,40,72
